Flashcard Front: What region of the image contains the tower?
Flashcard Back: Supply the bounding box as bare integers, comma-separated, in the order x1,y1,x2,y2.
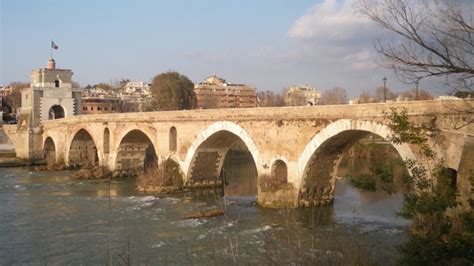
19,57,82,128
9,57,82,160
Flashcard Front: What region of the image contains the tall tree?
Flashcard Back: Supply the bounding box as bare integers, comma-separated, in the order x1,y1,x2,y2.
358,0,474,94
150,71,196,110
320,87,347,105
400,88,434,101
257,90,285,107
3,82,29,115
374,86,396,102
71,81,81,89
358,90,376,103
119,78,131,89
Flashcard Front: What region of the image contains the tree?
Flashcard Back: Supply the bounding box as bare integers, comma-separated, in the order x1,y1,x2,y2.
2,82,29,115
358,0,474,95
94,83,113,91
400,88,434,101
320,87,347,105
358,90,376,103
71,81,81,89
386,108,474,265
257,90,285,107
150,71,196,110
119,78,131,89
374,86,396,102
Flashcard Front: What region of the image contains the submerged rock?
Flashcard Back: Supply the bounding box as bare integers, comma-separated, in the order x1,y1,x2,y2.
183,208,225,220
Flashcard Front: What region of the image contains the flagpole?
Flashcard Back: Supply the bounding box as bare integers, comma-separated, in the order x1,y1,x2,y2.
50,40,53,59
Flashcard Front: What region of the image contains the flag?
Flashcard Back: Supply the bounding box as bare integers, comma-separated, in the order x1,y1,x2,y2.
51,41,59,50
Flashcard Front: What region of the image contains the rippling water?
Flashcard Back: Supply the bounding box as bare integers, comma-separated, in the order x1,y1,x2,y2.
0,164,409,265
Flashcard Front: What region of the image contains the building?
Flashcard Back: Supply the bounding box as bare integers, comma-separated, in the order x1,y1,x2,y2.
81,98,122,114
81,86,122,114
123,81,150,95
81,81,152,114
194,75,257,109
284,85,321,106
120,81,152,112
18,58,82,128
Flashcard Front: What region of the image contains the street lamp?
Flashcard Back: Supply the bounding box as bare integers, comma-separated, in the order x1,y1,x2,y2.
415,81,419,101
383,76,387,103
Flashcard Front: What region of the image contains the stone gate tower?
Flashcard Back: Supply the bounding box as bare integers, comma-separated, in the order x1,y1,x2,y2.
10,57,82,159
19,57,82,128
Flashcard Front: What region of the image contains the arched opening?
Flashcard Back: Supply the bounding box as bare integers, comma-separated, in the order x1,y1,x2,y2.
300,128,413,229
68,129,98,167
188,130,258,197
103,128,110,155
300,130,410,206
48,105,65,120
115,130,157,174
43,137,56,164
271,160,288,186
169,126,177,152
54,80,60,87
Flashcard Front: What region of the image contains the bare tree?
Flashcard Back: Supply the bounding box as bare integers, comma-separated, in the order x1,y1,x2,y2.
257,90,285,107
374,86,397,102
320,87,348,105
358,0,474,94
71,81,81,89
400,88,434,101
358,90,376,103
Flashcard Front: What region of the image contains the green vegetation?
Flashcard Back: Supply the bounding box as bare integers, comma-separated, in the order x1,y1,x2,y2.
347,108,473,264
348,162,395,193
387,108,473,265
138,158,184,192
150,71,196,111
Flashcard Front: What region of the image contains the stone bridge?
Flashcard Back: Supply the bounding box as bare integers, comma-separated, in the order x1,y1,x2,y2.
4,99,474,207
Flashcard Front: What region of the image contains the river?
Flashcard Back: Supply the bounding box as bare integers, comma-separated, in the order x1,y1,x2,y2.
0,156,410,265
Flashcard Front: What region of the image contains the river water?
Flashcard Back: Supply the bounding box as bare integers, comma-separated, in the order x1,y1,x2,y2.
0,157,410,265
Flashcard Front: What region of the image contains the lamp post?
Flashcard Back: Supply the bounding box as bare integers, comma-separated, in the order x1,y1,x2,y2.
383,76,387,103
415,81,419,101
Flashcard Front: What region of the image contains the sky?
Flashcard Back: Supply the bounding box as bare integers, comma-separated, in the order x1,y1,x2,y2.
0,0,435,97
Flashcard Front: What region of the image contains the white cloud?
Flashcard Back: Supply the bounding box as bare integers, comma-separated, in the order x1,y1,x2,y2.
344,49,377,70
288,0,373,41
286,0,379,73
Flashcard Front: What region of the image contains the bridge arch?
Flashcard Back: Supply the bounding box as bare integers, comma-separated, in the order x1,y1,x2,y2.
183,121,260,193
113,129,159,174
67,128,99,167
297,119,416,206
43,137,56,164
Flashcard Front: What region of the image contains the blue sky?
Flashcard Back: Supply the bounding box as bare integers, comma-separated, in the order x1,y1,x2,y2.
1,0,428,96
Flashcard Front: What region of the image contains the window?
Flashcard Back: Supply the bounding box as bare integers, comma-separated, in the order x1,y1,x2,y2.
271,160,288,186
103,128,110,154
83,107,87,111
54,80,60,88
97,107,102,111
169,127,177,152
